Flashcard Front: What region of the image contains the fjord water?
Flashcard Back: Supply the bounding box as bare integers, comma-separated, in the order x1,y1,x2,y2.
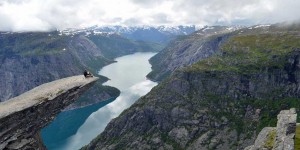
41,52,157,150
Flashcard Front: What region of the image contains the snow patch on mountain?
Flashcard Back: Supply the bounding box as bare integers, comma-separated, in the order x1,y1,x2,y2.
254,24,271,28
58,25,196,37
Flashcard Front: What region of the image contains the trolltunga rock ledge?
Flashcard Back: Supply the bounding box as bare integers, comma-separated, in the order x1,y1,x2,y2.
0,75,98,150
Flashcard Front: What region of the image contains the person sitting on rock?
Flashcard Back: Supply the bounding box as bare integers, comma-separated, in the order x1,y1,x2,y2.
84,70,93,78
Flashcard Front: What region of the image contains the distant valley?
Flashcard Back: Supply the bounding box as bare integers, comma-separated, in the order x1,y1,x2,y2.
83,23,300,150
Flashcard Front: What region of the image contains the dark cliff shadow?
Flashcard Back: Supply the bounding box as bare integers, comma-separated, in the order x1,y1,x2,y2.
41,97,116,149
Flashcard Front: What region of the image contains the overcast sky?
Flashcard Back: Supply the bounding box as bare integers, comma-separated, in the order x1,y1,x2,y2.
0,0,299,31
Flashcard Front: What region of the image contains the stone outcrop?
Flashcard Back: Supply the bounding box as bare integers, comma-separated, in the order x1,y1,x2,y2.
0,75,98,150
245,127,276,150
274,108,297,150
245,108,297,150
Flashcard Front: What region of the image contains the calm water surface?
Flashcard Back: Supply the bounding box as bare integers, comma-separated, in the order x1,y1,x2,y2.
41,52,157,150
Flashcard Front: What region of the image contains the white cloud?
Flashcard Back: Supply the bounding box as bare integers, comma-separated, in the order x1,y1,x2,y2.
0,0,299,31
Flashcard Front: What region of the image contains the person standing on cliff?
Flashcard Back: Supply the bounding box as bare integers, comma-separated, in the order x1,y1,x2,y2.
84,70,93,78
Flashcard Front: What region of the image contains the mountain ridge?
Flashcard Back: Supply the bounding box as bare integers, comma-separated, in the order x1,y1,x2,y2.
58,25,197,44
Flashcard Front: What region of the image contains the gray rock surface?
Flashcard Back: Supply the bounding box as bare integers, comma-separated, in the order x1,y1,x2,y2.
273,108,297,150
246,127,276,150
246,108,297,150
0,75,98,150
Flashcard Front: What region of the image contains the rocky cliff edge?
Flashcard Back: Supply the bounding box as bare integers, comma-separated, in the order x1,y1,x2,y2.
0,75,98,150
245,108,297,150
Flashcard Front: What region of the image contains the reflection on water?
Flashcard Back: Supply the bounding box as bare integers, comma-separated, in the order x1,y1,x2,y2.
41,98,115,149
41,52,157,150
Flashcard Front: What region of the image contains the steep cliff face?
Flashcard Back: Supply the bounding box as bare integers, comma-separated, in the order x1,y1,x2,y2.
83,25,300,150
0,75,98,150
147,26,241,81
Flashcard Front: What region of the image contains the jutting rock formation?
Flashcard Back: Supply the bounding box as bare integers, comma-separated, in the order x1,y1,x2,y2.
0,75,98,150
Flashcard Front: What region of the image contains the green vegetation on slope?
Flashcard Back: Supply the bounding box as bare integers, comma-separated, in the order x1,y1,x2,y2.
264,129,276,149
0,32,68,56
201,92,296,147
295,125,300,150
187,33,300,73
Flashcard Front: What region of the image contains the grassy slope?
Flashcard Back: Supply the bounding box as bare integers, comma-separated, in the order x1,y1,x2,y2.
0,32,68,56
295,125,300,150
187,33,300,73
296,125,300,150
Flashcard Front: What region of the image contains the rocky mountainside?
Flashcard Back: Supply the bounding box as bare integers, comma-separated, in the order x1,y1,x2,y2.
0,31,159,108
148,23,300,81
83,23,300,150
147,25,243,81
0,75,97,150
62,25,196,44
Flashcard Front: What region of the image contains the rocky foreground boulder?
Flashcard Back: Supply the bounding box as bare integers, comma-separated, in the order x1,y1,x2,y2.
245,108,297,150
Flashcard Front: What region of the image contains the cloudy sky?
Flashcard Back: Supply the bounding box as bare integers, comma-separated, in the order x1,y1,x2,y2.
0,0,299,31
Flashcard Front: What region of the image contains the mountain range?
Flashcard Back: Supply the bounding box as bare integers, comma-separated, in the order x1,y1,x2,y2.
60,25,197,44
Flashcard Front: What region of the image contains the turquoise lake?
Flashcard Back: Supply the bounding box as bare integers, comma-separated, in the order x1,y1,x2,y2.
41,52,157,150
